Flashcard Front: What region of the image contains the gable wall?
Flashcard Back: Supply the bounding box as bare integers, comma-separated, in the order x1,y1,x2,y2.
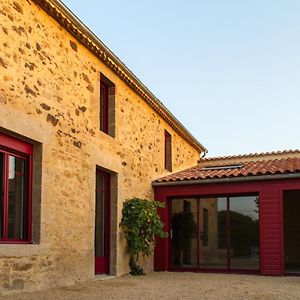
0,0,201,293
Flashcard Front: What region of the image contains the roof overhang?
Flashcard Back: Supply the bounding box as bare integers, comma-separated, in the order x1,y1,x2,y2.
152,173,300,187
32,0,207,153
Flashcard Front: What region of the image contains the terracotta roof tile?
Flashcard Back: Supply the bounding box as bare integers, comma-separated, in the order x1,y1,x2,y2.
202,149,300,162
155,157,300,183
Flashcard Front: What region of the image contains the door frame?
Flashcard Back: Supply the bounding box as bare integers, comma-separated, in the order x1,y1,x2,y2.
95,169,110,274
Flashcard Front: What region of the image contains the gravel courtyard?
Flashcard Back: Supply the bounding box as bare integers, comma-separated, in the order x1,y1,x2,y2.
2,272,300,300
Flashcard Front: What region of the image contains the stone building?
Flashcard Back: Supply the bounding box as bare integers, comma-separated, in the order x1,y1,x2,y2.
2,0,300,296
0,0,207,293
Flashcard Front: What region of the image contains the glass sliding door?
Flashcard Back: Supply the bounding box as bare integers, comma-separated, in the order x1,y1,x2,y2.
199,197,227,269
229,196,260,270
170,195,260,272
170,199,197,268
284,191,300,273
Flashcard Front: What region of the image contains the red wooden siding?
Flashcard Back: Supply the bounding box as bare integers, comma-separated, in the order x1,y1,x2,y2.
154,178,300,275
259,187,282,275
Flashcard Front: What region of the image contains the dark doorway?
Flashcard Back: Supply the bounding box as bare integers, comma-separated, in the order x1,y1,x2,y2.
284,190,300,274
95,169,110,274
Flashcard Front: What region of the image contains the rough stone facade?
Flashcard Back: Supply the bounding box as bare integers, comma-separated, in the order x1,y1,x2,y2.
0,0,203,294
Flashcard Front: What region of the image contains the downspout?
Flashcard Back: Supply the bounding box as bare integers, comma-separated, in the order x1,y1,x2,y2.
200,150,207,159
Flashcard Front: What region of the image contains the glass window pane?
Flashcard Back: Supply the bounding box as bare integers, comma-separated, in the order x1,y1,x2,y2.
95,172,106,257
100,84,105,131
229,196,259,270
284,191,300,273
171,199,197,268
0,153,4,239
7,156,27,240
100,82,109,133
200,197,228,269
164,131,172,171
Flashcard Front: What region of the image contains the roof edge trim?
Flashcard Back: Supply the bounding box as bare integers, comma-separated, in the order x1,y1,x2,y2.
152,173,300,187
32,0,207,153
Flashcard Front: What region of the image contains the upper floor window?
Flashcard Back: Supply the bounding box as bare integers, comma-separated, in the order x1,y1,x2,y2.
100,74,115,137
0,133,32,243
164,130,172,171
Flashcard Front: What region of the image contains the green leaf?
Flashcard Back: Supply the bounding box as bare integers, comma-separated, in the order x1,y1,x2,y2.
119,197,167,275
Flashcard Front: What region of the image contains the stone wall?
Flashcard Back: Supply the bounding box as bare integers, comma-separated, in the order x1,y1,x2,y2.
0,0,201,294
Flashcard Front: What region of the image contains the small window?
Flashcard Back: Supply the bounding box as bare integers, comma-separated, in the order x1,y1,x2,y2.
164,130,172,171
0,133,32,243
100,74,115,137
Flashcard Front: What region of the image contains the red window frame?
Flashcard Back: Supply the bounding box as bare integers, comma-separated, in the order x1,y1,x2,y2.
164,130,172,171
0,133,32,244
100,81,109,134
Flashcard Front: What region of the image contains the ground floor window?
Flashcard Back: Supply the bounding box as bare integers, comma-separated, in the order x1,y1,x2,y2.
0,133,32,243
170,195,259,271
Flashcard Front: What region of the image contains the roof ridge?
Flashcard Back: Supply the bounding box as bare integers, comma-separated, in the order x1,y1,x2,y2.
202,149,300,161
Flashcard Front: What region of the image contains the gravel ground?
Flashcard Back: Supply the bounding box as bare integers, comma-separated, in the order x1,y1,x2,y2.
1,272,300,300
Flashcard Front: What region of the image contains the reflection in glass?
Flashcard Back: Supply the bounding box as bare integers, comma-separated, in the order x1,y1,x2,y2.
95,172,106,257
199,198,227,269
230,196,259,270
171,199,197,267
7,156,27,240
170,195,260,271
284,191,300,273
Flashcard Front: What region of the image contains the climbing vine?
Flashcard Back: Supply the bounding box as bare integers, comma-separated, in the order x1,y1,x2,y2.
119,197,167,275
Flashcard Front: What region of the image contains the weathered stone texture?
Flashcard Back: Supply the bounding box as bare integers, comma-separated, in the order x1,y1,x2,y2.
0,0,201,294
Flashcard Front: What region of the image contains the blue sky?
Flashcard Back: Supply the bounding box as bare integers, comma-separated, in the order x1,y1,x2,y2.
62,0,300,157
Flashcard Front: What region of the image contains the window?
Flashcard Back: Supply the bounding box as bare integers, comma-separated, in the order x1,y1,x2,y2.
0,133,32,243
100,74,115,137
164,130,172,171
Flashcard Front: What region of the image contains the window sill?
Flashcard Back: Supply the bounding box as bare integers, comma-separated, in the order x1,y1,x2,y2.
0,240,32,244
99,130,115,139
0,243,44,257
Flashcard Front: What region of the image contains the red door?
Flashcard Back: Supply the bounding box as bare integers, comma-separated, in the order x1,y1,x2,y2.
95,170,110,274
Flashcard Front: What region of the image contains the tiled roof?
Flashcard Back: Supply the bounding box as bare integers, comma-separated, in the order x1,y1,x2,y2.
155,157,300,183
202,149,300,162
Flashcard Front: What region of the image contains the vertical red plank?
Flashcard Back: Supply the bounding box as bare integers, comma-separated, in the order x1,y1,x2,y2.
154,190,168,271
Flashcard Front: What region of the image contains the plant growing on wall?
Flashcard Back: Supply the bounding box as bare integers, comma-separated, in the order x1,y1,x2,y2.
119,197,167,275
